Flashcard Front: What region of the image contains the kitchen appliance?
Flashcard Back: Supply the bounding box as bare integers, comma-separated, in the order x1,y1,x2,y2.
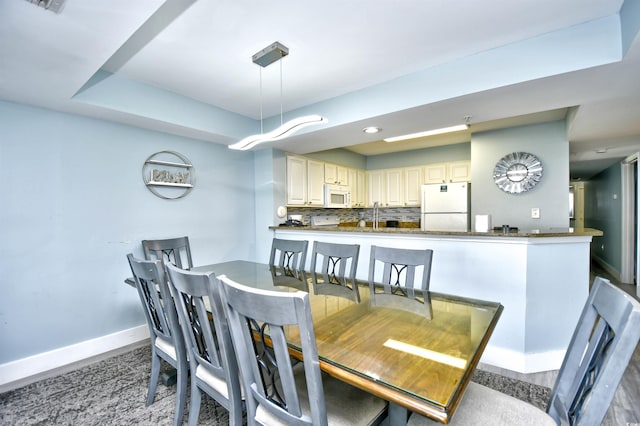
421,182,470,231
474,214,491,232
324,184,351,208
280,214,304,226
311,215,340,227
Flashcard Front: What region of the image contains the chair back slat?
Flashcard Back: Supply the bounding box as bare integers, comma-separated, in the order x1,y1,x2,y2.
127,254,179,345
143,236,193,270
547,276,640,425
310,241,360,302
368,245,434,319
269,238,309,290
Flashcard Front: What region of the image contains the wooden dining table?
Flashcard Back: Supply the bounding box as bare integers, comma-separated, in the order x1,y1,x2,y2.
190,260,503,425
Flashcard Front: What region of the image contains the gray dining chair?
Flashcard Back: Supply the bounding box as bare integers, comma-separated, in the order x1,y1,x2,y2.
143,236,193,269
126,254,187,426
218,274,388,426
310,241,361,302
164,262,244,426
368,245,434,318
407,276,640,426
269,238,309,290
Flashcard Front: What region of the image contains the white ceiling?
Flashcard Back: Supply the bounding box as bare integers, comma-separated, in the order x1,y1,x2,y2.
2,0,640,179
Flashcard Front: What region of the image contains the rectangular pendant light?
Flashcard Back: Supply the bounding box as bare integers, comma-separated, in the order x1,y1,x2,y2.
384,124,469,143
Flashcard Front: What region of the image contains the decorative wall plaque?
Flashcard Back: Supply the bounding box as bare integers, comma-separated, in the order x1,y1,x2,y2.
142,151,194,199
493,152,543,194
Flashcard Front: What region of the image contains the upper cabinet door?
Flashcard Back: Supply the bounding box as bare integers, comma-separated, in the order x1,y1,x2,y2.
348,168,365,208
286,156,325,206
307,159,325,205
424,161,471,183
355,169,366,207
424,163,448,184
448,161,471,182
325,163,338,184
385,168,404,207
325,163,349,185
367,170,385,207
286,156,307,205
404,166,422,206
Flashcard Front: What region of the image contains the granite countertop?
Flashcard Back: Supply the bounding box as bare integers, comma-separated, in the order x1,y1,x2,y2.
271,224,603,238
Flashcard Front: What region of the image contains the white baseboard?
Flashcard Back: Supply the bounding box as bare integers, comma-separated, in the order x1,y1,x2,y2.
480,345,565,374
0,325,149,393
592,255,622,281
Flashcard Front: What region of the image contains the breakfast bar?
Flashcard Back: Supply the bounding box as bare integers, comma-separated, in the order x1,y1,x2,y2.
271,225,602,374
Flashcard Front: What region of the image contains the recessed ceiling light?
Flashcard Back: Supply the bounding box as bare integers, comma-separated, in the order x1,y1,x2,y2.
362,126,382,134
595,148,608,154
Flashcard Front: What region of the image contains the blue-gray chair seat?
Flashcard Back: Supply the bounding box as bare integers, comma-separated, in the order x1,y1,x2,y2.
407,381,555,426
256,363,387,426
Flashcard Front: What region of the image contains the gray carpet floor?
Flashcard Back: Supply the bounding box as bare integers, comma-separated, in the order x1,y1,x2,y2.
0,346,550,425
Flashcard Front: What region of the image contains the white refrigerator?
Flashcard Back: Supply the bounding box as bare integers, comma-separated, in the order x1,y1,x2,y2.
421,182,470,231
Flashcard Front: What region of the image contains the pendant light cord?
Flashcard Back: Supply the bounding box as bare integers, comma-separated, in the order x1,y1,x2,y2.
259,67,263,134
280,59,283,126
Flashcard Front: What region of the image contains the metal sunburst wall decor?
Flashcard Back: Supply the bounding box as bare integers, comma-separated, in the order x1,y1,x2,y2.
493,152,543,194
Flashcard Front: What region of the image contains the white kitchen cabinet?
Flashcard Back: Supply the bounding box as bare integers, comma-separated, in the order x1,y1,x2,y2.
448,161,471,182
423,163,448,184
355,169,366,207
286,156,325,206
385,168,404,207
404,166,423,206
349,168,366,207
367,170,385,207
423,161,470,183
307,159,325,205
367,168,404,207
324,162,349,185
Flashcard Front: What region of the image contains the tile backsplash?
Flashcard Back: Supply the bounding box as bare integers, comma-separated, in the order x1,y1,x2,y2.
285,207,421,225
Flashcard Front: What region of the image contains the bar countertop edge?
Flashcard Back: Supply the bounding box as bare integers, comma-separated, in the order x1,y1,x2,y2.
269,225,603,238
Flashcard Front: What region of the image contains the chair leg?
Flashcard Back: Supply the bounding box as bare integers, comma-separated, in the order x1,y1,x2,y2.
187,383,202,426
147,352,161,406
173,361,187,426
228,399,244,426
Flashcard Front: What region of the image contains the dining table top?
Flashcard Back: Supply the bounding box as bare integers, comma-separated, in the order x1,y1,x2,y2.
191,260,503,424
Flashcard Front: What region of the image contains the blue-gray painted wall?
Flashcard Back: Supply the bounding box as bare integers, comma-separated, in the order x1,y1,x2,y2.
471,121,570,230
585,163,623,273
0,101,258,364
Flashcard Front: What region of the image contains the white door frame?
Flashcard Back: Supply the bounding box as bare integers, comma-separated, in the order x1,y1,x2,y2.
621,152,638,287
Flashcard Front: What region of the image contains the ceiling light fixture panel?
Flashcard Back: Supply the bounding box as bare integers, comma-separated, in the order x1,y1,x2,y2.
229,115,328,151
384,124,469,143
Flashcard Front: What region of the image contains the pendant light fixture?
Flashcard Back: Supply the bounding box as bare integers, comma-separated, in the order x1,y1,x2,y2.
229,42,328,151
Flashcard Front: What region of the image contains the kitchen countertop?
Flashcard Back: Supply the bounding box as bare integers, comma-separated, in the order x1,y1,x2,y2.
271,225,603,238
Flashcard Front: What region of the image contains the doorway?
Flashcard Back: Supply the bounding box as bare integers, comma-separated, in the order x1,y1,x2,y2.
621,153,639,294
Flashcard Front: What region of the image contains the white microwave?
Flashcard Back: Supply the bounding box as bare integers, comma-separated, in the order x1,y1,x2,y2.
324,184,351,208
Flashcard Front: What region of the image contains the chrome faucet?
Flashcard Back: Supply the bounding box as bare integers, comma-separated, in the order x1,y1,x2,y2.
373,201,379,230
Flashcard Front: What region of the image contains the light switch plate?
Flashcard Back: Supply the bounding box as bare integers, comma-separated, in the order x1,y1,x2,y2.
531,208,540,219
